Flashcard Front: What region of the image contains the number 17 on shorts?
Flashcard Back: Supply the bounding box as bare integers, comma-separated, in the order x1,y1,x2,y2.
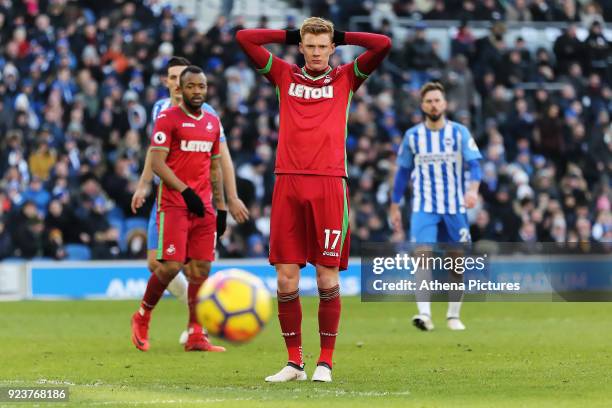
323,229,342,257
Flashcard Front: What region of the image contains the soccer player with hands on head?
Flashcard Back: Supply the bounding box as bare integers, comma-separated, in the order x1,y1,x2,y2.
237,17,391,383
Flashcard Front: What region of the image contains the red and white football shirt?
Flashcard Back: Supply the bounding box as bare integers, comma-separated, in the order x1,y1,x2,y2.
150,105,221,211
260,55,369,177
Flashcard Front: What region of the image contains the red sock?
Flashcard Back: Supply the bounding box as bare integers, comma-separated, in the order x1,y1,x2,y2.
317,285,341,368
188,278,205,326
140,273,170,314
277,290,303,367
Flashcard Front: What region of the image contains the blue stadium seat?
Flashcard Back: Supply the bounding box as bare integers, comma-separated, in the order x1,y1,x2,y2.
125,217,148,234
108,218,125,232
64,244,92,261
107,206,125,221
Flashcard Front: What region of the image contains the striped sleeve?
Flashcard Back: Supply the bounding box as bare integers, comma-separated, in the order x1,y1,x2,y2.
203,103,226,143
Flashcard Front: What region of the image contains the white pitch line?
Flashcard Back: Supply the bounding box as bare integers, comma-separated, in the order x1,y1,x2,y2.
0,380,411,400
71,397,256,406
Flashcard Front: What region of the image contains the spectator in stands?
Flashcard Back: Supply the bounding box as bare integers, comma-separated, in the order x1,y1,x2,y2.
475,0,504,21
535,104,566,170
0,217,14,259
402,22,444,90
470,209,496,242
83,196,121,259
443,54,476,114
474,21,506,78
426,0,450,20
125,228,147,259
581,1,605,28
393,0,421,19
583,21,610,81
530,0,564,22
22,177,51,215
102,156,136,217
28,140,57,181
450,21,476,58
10,201,45,259
553,24,583,76
498,49,529,87
44,228,67,260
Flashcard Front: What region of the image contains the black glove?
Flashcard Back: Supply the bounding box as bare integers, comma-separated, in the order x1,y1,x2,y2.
285,29,301,45
216,210,227,237
333,30,346,45
181,187,205,217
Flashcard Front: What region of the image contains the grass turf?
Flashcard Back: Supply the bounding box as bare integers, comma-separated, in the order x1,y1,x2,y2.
1,298,611,407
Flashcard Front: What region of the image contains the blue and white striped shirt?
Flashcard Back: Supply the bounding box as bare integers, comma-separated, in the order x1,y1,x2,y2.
396,121,482,214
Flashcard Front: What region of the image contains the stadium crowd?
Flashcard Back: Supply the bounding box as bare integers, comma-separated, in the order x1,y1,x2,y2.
0,0,610,260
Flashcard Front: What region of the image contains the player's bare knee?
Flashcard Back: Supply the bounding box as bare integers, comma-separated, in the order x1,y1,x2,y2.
147,260,159,273
147,258,160,273
277,275,299,292
155,261,182,283
316,265,339,289
276,265,300,292
146,250,160,273
187,260,211,281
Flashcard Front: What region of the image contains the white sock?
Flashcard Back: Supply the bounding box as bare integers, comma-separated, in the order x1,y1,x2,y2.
417,301,431,316
447,302,462,319
166,273,188,304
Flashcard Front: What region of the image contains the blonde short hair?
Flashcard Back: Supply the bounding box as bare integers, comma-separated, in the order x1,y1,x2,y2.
300,17,334,41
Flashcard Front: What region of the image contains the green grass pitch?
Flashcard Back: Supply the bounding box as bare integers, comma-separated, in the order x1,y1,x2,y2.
1,298,611,407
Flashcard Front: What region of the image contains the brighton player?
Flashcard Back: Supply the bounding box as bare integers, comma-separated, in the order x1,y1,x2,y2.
390,82,482,331
131,57,249,344
130,66,226,352
237,18,390,382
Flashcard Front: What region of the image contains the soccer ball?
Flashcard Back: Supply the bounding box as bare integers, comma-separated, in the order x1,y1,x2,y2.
196,268,272,342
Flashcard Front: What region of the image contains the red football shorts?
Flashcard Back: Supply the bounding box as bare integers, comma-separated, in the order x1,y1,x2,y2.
156,207,216,262
269,174,350,270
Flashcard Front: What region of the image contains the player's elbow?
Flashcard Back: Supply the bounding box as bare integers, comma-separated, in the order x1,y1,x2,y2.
151,158,162,176
380,35,392,54
468,159,482,182
235,30,248,46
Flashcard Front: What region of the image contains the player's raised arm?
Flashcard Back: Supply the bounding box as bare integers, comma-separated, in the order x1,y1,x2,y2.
236,29,286,68
337,31,391,88
345,31,391,72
